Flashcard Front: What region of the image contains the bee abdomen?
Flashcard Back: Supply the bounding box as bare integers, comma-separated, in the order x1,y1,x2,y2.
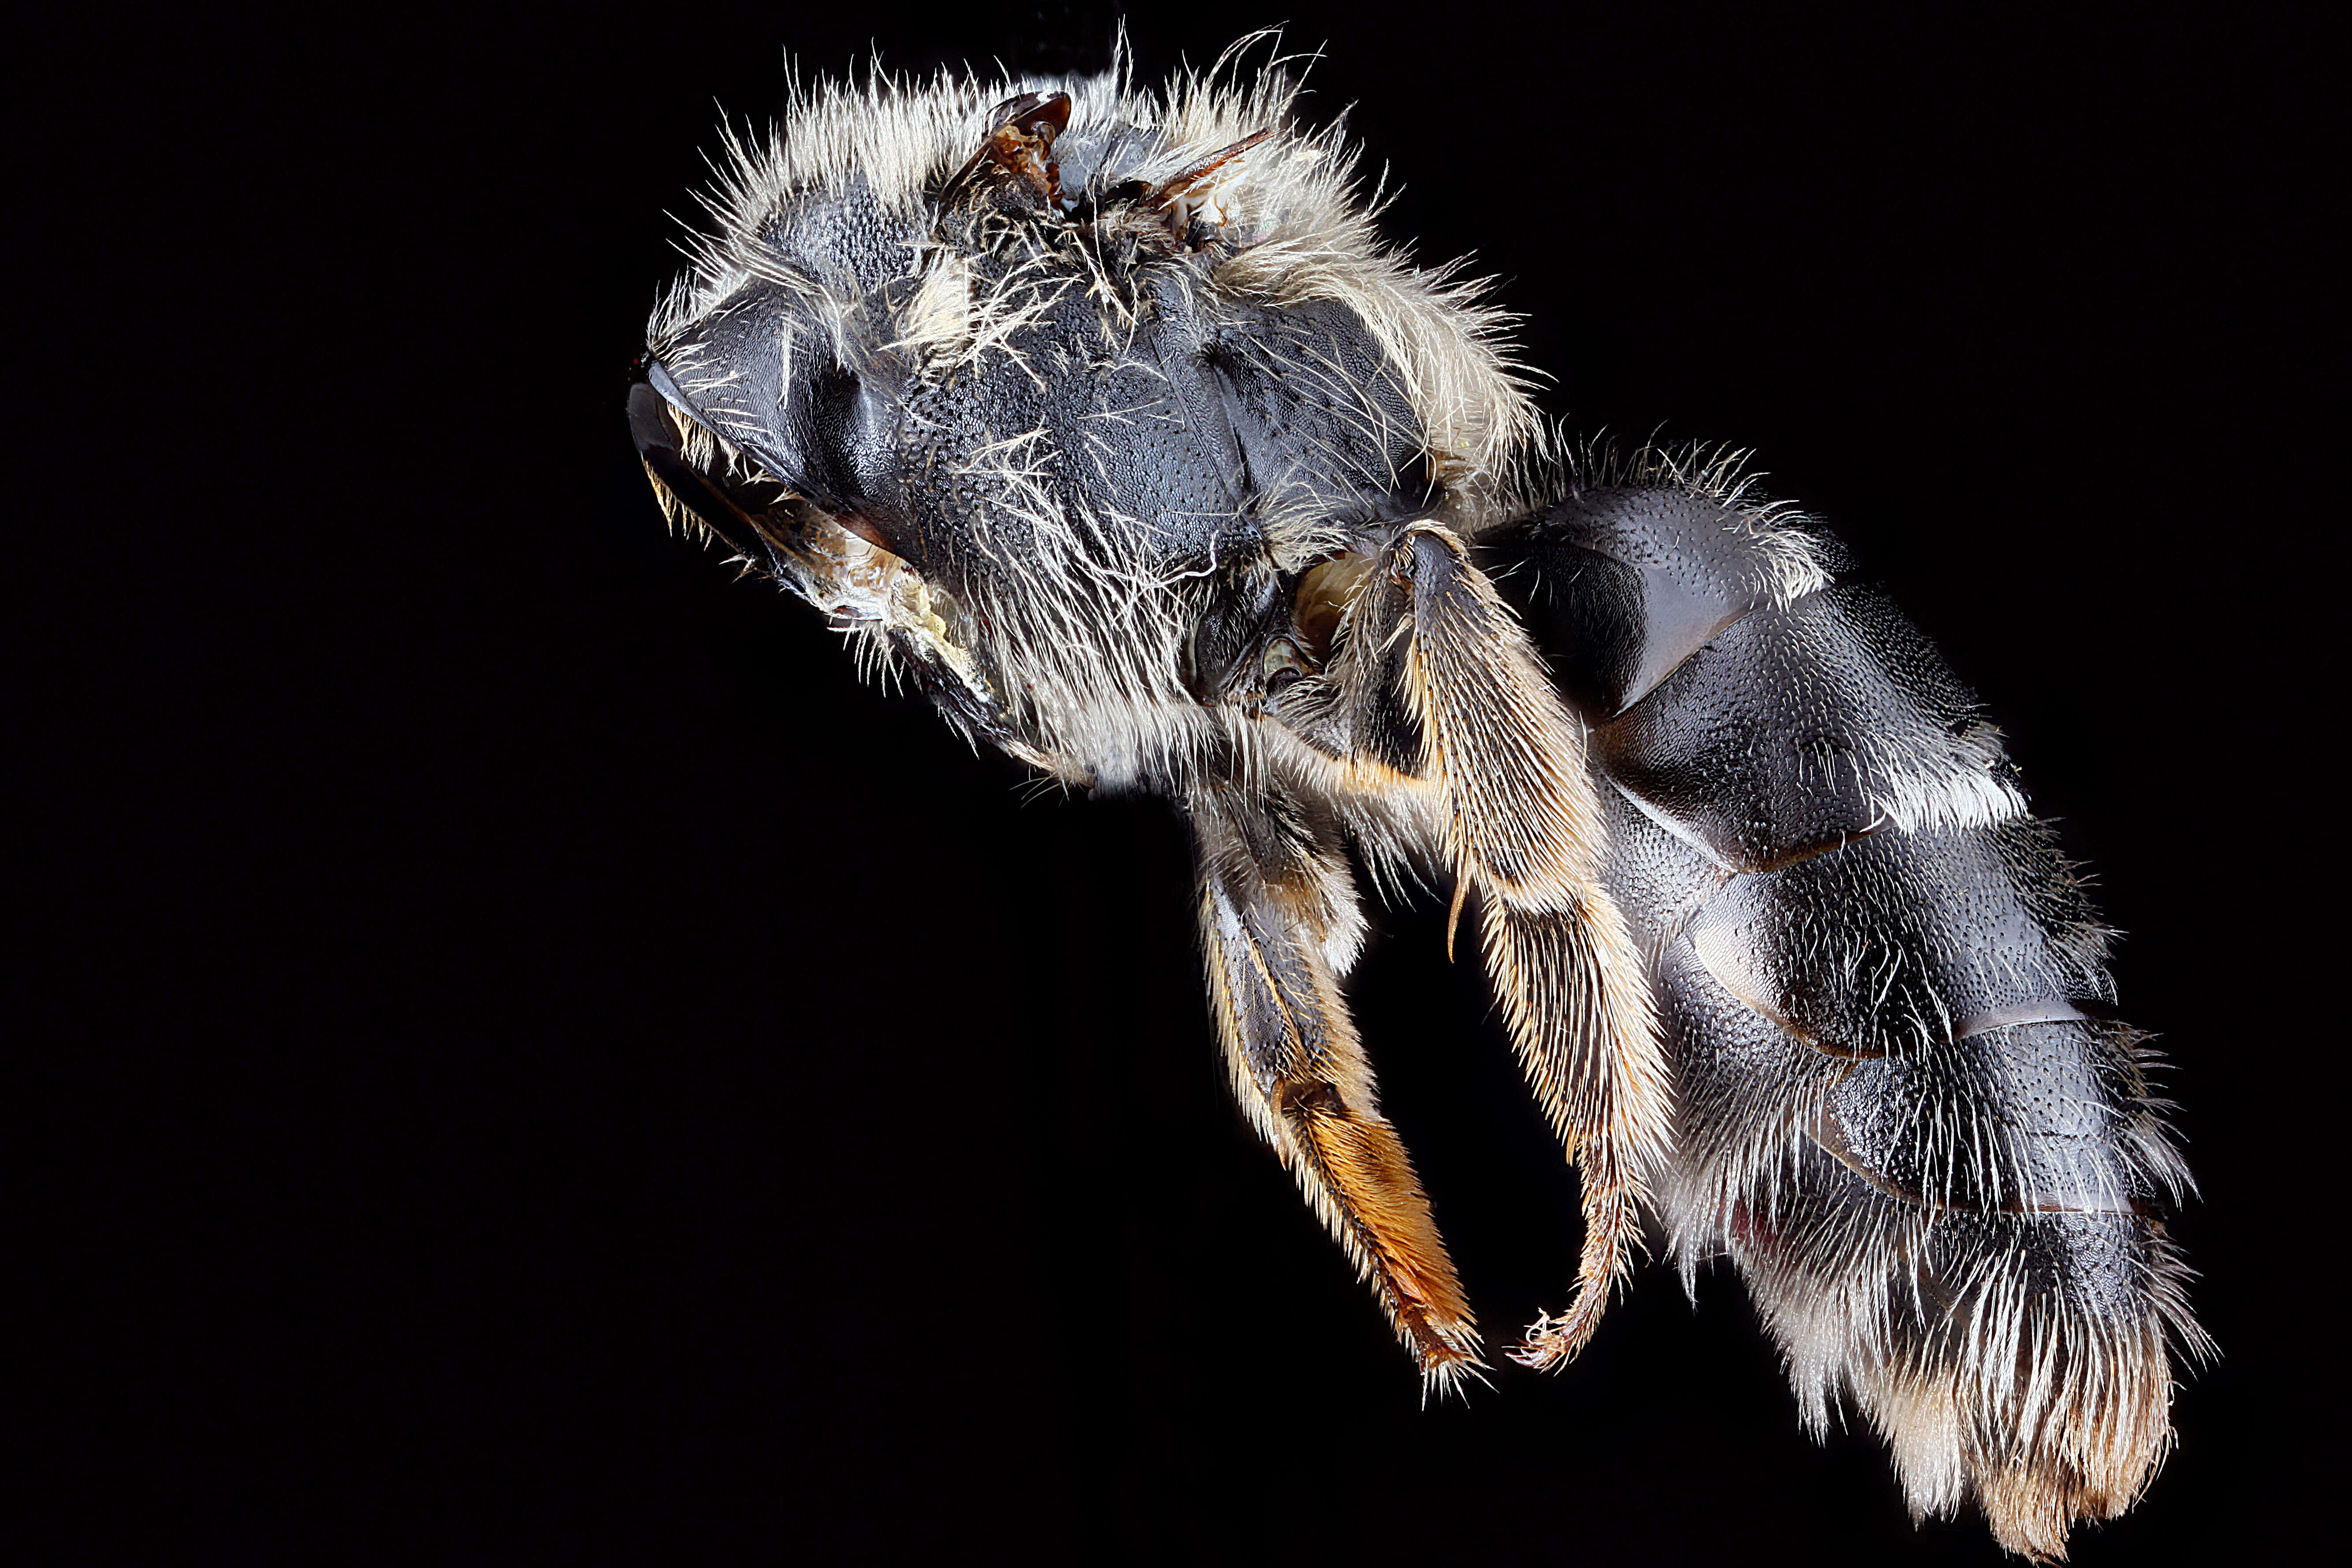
1491,476,2199,1557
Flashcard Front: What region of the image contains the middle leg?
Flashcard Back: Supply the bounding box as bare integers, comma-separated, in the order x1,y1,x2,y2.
1189,778,1484,1390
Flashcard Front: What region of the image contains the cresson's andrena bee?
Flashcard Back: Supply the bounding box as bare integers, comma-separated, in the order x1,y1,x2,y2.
629,44,2205,1560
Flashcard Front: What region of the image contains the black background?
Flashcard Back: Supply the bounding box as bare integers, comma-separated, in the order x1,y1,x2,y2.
27,2,2325,1563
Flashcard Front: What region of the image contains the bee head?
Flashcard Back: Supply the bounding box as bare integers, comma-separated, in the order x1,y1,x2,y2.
634,56,1531,784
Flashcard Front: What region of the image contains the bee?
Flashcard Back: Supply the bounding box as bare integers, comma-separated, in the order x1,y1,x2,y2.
629,43,2204,1560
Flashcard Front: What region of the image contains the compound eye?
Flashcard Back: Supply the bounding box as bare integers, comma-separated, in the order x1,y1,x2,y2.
1262,636,1311,694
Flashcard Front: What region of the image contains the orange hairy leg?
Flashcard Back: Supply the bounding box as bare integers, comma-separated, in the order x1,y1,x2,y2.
1191,781,1483,1389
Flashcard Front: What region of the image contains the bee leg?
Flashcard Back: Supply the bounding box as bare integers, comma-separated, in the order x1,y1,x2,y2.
1351,523,1673,1368
1189,778,1484,1391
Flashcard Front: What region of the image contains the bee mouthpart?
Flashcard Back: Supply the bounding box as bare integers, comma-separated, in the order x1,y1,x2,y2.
630,355,997,722
628,367,777,564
